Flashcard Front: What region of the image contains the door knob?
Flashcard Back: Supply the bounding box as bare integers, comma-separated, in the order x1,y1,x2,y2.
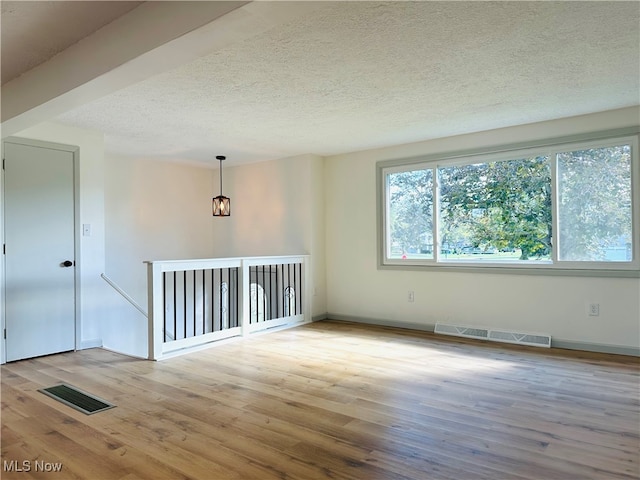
62,260,73,267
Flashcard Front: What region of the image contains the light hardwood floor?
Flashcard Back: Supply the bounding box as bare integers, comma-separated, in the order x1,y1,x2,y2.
1,320,639,479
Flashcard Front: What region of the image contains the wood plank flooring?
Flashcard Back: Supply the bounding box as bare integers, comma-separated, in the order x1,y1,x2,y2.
1,320,639,479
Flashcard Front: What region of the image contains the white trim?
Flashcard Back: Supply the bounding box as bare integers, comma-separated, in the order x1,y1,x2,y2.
100,346,147,360
553,136,637,267
80,339,103,349
162,327,241,354
325,314,639,357
1,137,81,363
147,261,164,360
157,333,244,360
144,257,242,273
379,129,640,276
383,165,436,262
101,273,147,317
246,314,304,334
0,142,4,365
433,166,440,263
241,261,250,337
242,255,309,267
73,144,81,352
248,317,312,337
551,151,559,265
156,317,312,361
1,142,4,365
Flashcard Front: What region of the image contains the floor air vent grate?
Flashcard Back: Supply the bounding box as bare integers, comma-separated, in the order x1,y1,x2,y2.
435,323,551,348
39,384,115,415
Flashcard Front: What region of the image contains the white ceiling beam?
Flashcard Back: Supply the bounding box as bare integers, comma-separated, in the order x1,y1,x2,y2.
1,1,249,137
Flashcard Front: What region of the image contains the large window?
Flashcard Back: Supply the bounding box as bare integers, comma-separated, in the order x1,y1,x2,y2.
387,168,434,259
380,133,639,274
557,145,632,262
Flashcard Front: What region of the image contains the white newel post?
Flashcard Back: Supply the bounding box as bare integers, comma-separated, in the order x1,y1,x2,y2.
304,256,312,322
146,261,164,360
240,260,250,337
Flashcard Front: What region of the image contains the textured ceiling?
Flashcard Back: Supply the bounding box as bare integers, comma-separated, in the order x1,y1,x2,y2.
21,2,640,166
1,1,143,85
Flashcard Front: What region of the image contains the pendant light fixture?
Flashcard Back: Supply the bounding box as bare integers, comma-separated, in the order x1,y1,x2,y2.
212,155,230,216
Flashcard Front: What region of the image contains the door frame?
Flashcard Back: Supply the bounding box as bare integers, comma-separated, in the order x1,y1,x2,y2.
1,136,81,364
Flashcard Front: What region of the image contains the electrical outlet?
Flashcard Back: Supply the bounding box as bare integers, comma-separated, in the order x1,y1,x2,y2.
408,291,415,303
588,303,600,316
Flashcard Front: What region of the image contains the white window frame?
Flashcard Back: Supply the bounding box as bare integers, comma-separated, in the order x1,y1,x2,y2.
377,129,640,277
384,163,437,265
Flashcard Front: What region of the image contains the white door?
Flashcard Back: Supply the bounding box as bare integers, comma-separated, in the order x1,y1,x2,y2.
4,141,76,361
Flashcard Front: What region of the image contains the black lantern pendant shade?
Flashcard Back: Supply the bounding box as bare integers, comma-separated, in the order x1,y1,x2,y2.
213,155,230,216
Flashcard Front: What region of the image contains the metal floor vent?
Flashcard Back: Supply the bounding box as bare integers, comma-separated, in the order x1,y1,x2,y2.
39,384,115,415
435,323,551,348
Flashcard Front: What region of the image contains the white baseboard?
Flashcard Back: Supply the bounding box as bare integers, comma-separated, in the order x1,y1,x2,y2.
80,339,103,350
323,312,639,357
326,312,435,333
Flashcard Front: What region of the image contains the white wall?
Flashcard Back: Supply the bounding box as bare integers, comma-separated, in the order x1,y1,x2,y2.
7,109,635,359
103,155,216,357
311,156,327,317
325,107,640,352
8,122,106,349
101,152,327,357
212,154,327,316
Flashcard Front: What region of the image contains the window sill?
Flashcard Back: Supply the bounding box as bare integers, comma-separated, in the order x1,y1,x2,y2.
378,261,640,278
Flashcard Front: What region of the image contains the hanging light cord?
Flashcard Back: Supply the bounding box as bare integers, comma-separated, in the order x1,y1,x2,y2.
216,155,225,195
